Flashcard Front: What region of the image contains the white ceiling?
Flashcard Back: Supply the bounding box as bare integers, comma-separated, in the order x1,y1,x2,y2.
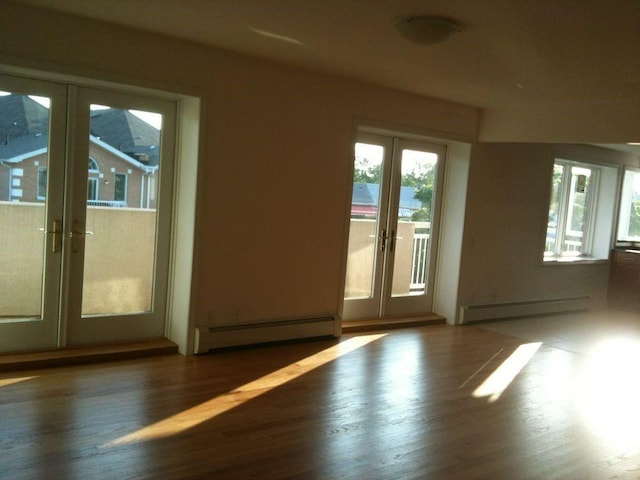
15,0,640,151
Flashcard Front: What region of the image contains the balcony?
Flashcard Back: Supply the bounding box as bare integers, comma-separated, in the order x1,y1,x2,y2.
345,220,430,298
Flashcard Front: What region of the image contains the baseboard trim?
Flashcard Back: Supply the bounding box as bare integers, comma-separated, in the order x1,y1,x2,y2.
194,316,337,353
342,313,446,333
460,296,591,323
0,339,179,372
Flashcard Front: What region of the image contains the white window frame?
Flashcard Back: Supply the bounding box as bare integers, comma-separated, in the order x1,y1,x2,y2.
545,159,599,259
617,167,640,242
87,177,99,201
37,166,47,200
114,172,127,202
88,157,99,172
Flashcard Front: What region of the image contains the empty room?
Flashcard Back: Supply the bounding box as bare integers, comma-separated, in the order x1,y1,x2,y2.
1,1,640,478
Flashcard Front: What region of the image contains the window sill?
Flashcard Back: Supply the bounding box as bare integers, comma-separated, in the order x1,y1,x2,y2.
542,256,608,266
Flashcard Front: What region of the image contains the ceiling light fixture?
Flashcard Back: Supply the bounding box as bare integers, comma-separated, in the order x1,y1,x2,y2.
396,16,461,45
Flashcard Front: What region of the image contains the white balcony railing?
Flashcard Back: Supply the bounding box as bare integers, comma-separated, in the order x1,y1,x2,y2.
87,200,127,208
410,233,429,291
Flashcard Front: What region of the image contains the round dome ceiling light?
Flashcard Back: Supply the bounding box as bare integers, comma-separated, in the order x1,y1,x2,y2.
396,16,462,45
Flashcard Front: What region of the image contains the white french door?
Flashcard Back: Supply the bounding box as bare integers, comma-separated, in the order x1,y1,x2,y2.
342,132,445,321
0,76,66,351
0,74,176,352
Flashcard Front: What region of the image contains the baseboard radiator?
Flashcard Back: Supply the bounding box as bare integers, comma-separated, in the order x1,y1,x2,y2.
460,296,591,324
194,316,336,354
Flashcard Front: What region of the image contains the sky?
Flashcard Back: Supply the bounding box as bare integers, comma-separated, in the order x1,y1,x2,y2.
0,91,162,129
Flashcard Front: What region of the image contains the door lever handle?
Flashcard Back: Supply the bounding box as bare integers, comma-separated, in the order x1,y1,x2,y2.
38,219,63,253
68,221,93,253
68,230,94,237
380,229,387,252
389,230,404,252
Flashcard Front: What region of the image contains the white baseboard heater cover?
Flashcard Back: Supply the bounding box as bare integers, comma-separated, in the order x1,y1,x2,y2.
194,316,336,353
460,296,591,324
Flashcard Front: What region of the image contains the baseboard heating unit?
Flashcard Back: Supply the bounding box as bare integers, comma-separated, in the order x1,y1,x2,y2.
460,296,591,324
194,316,336,353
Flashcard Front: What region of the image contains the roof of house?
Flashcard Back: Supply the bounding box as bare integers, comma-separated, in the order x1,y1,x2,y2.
90,109,160,165
0,93,49,140
352,182,423,217
0,94,160,165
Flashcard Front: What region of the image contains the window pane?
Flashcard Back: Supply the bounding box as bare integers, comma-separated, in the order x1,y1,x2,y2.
562,166,591,254
0,92,50,320
391,149,437,297
546,160,598,258
82,106,161,316
545,164,564,255
618,170,640,241
114,173,127,202
87,178,98,201
344,143,384,299
37,167,47,199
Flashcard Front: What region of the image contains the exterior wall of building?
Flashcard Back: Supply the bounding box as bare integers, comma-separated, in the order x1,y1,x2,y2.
2,144,156,208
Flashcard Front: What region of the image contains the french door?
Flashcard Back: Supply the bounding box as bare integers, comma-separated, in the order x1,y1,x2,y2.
342,132,445,321
0,74,176,352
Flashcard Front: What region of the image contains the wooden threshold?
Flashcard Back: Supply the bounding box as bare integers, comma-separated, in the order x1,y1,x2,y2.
0,338,179,372
342,313,446,333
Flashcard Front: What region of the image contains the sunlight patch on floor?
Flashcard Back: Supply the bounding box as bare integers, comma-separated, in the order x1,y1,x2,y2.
579,336,640,454
472,342,542,402
103,333,387,447
0,375,38,388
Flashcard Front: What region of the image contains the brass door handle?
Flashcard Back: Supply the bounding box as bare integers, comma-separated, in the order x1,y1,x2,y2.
38,219,62,253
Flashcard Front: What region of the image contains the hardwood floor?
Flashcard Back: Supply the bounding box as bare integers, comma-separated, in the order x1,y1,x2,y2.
2,312,640,479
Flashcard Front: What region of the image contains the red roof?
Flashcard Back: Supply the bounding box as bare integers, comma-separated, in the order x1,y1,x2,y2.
351,205,377,215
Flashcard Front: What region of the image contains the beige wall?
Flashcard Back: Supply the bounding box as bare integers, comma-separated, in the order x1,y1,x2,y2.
0,2,480,333
4,2,639,347
458,143,640,311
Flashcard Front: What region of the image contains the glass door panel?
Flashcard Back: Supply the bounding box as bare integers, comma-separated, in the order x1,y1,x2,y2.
344,143,384,299
342,134,393,320
390,148,438,297
81,105,161,316
383,140,445,318
0,77,66,352
64,88,176,345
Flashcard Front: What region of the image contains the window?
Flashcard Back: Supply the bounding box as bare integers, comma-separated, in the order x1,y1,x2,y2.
87,178,98,201
88,157,99,172
617,168,640,242
114,173,127,202
545,159,599,258
37,167,47,200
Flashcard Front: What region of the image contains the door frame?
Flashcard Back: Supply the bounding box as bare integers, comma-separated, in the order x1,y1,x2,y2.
382,138,447,318
0,73,180,351
341,130,447,321
0,74,67,352
62,86,178,346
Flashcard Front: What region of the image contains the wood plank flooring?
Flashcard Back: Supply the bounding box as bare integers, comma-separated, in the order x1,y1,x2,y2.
2,313,640,479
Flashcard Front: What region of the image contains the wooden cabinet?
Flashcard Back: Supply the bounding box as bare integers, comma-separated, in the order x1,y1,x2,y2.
608,249,640,309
